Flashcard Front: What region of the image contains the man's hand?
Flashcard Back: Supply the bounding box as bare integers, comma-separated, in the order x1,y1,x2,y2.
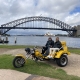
50,46,52,48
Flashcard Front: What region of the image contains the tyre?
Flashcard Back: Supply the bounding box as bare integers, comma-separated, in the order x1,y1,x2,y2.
56,55,68,67
13,56,25,68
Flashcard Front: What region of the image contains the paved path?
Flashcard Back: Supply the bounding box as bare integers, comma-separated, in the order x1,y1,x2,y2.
0,69,58,80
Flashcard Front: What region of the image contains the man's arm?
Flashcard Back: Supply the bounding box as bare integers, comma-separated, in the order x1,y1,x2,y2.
45,41,48,47
51,41,54,47
57,41,62,48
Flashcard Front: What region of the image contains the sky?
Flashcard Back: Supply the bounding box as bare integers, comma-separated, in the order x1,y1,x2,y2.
0,0,80,35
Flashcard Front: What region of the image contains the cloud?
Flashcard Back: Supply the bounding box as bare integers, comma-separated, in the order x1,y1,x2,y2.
65,12,80,26
0,0,80,34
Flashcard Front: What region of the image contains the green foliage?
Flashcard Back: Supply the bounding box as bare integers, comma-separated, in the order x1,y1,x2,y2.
0,55,80,80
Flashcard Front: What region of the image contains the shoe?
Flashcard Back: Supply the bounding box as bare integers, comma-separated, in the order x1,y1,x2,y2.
47,55,53,58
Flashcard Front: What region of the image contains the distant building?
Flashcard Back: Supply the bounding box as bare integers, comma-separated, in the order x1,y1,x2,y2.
44,32,55,36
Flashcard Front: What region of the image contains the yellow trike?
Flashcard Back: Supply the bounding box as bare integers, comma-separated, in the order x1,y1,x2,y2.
13,41,70,68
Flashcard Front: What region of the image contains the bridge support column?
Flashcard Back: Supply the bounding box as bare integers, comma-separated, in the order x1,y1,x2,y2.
73,25,80,37
72,31,77,37
0,29,2,35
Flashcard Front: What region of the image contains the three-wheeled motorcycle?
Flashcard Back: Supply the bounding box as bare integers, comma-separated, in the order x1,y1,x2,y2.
13,41,70,68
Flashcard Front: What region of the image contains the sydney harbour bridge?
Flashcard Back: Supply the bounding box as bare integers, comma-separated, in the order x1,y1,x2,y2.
0,16,78,36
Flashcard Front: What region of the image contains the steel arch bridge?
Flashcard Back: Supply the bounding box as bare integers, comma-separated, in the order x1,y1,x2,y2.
0,16,77,36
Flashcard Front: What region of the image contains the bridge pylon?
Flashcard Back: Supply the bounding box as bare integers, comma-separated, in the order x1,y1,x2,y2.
72,25,80,37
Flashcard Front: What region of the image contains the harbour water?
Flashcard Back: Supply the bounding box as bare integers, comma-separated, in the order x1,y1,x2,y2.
0,36,80,48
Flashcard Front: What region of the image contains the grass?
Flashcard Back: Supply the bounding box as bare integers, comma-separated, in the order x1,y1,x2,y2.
0,45,34,49
68,47,80,55
0,54,80,80
0,45,80,55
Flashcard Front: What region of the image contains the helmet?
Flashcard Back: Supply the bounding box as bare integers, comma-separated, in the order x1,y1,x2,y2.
25,48,30,53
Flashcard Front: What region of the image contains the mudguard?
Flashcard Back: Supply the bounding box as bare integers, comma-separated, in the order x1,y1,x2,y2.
15,54,26,60
54,50,70,58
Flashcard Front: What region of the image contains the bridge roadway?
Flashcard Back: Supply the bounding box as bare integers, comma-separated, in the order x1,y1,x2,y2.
0,27,76,31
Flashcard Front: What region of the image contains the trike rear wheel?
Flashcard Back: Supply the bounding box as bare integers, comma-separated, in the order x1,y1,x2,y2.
56,55,68,67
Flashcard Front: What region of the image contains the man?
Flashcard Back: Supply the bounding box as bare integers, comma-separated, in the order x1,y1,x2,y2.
54,37,62,48
42,37,54,55
47,37,62,58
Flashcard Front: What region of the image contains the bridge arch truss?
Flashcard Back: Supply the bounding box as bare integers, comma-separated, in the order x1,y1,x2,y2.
0,16,76,35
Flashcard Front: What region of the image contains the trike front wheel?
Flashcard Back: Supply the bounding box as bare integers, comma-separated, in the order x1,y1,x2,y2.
13,56,25,68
